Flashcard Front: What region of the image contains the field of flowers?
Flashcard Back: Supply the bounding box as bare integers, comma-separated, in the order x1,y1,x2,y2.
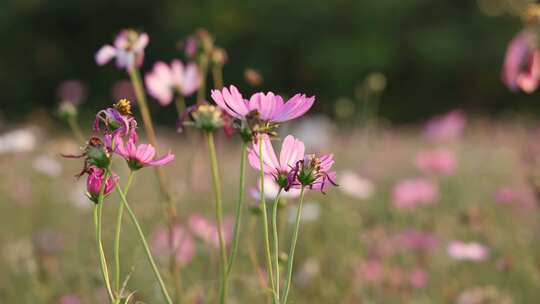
2,108,540,303
5,2,540,303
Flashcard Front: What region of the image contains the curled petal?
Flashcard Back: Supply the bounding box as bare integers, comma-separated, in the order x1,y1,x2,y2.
147,151,175,166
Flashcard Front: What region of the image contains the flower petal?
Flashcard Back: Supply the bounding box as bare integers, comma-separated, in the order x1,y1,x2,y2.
273,94,315,122
95,45,116,65
147,151,175,166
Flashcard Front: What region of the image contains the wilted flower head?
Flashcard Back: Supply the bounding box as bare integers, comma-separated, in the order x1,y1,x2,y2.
86,166,118,203
145,60,200,106
291,153,337,193
151,224,196,266
96,29,149,70
447,241,490,262
415,148,457,176
93,99,137,137
114,130,174,171
392,178,438,210
502,30,540,93
424,110,466,142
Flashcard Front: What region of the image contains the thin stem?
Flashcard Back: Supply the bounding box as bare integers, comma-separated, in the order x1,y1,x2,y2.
271,189,283,302
206,132,228,304
226,141,247,278
282,187,306,304
94,170,115,303
258,139,277,303
116,186,173,304
197,55,209,104
175,95,186,118
67,115,85,144
128,67,181,302
212,65,223,90
113,172,134,295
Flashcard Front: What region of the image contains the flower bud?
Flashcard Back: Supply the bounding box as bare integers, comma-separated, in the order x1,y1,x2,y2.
58,101,78,121
192,104,224,132
244,68,263,87
86,167,117,203
211,47,228,66
86,137,111,169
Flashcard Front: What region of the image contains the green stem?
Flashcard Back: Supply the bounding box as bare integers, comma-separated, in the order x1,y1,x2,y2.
206,132,228,304
258,139,277,303
226,141,247,278
271,189,283,302
197,55,209,104
175,95,186,118
94,170,115,303
282,187,306,304
116,186,173,304
113,171,134,295
212,65,223,90
67,115,85,144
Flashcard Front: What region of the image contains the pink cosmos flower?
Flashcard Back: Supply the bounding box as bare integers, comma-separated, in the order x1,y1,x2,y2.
211,85,315,122
249,176,302,200
188,214,233,248
493,187,520,205
114,131,174,170
95,29,149,70
415,148,457,176
338,171,375,199
145,60,201,106
392,178,438,210
248,134,305,180
502,30,540,93
447,241,490,262
151,224,196,266
424,110,466,142
86,166,118,203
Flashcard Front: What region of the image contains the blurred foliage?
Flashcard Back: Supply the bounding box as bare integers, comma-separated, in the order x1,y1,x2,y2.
1,0,540,123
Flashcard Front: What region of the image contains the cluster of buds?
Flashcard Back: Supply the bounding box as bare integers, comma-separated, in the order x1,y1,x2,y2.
183,28,228,70
65,99,174,204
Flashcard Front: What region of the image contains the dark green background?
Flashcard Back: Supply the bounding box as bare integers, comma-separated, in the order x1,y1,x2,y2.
0,0,534,123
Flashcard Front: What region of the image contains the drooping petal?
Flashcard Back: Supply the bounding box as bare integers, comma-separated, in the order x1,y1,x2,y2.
147,151,175,166
272,94,315,122
95,45,116,65
516,50,540,93
502,31,533,91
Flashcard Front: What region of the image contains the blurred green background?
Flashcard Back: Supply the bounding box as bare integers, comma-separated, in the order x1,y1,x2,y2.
0,0,537,123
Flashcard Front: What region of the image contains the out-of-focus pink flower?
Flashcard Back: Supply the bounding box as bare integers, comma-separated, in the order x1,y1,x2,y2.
57,80,87,105
151,224,195,266
145,60,200,106
188,214,232,248
86,166,118,203
112,80,137,103
114,131,174,170
394,229,438,253
424,110,466,142
502,30,540,93
338,171,375,199
184,36,198,58
415,148,457,176
409,268,428,289
493,187,520,205
447,241,490,262
355,259,383,283
211,85,315,123
58,294,82,304
95,29,149,70
33,230,65,256
392,178,438,210
33,155,62,177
